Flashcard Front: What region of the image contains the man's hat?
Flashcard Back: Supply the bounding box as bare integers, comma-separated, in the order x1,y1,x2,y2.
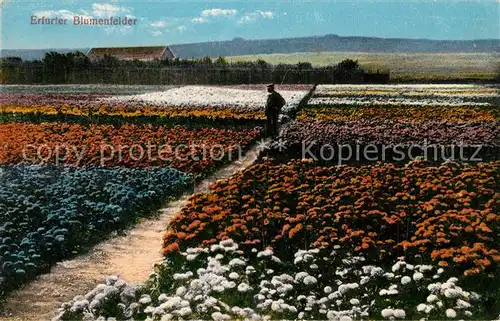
267,83,275,88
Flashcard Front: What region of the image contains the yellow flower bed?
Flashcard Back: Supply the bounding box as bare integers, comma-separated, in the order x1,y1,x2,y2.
405,89,498,96
0,105,266,120
297,106,498,122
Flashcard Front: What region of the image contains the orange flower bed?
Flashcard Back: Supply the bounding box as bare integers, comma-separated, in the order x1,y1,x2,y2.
0,123,261,178
163,159,499,276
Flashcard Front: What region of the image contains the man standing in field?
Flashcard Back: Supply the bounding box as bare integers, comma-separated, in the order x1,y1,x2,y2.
265,83,286,136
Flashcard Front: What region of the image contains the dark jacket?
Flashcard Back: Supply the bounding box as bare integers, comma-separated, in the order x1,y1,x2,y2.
265,91,286,117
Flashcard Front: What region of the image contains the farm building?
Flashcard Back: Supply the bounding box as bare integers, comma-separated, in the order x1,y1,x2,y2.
86,46,176,62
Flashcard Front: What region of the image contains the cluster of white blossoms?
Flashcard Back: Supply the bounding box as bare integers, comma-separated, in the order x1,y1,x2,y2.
315,84,499,95
103,86,310,112
53,275,142,320
414,277,481,319
308,97,492,108
316,84,495,90
54,240,482,321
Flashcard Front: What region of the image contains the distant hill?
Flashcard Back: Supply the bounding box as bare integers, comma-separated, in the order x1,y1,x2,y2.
1,34,499,61
169,35,500,59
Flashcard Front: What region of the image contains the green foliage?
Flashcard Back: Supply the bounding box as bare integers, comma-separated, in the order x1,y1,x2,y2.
199,56,213,65
336,58,360,71
297,62,313,69
256,59,269,68
215,56,228,65
1,53,384,84
37,51,92,84
97,54,120,67
332,58,363,83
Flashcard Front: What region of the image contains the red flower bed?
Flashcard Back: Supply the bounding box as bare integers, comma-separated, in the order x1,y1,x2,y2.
163,159,499,276
280,120,500,147
0,123,261,178
271,120,500,162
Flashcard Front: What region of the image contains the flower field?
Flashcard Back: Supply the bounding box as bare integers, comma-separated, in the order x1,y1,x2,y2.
224,84,313,91
0,164,191,296
2,83,499,320
307,97,494,108
297,106,498,122
273,120,500,162
0,84,178,95
0,85,312,126
104,85,310,111
1,104,264,121
55,160,500,320
272,84,500,163
304,84,499,120
0,84,304,300
162,160,499,277
0,96,263,127
56,239,486,321
0,123,260,178
0,93,110,107
279,120,499,146
102,85,311,124
312,84,499,100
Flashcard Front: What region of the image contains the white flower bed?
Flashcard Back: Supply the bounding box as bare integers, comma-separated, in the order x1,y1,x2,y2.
313,84,499,102
315,84,499,92
54,239,484,321
103,86,310,112
308,97,493,107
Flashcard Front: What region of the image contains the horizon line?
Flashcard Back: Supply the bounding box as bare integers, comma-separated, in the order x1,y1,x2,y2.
2,33,500,51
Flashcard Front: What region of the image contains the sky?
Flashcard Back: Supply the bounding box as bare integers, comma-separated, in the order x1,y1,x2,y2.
1,0,499,49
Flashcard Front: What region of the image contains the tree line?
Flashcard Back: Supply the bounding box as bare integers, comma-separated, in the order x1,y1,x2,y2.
0,51,390,85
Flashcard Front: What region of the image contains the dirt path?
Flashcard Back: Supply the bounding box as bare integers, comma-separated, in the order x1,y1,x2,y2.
1,144,264,321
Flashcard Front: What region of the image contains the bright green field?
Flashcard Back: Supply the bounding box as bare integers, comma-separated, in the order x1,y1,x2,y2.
227,51,499,77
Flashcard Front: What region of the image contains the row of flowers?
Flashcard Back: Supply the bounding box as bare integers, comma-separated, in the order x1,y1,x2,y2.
314,84,499,98
315,84,498,90
0,164,192,297
0,93,265,122
0,84,178,95
0,83,313,123
307,97,493,108
162,159,499,278
278,120,499,147
310,84,498,109
54,238,499,320
102,85,312,113
296,106,498,122
315,90,499,98
0,93,108,107
0,105,265,121
224,84,314,91
0,123,261,178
